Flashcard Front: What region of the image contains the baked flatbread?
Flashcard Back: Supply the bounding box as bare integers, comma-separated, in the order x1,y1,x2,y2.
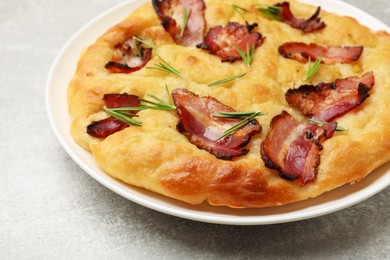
68,0,390,208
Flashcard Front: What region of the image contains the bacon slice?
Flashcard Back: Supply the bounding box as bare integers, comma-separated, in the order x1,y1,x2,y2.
196,22,265,62
105,38,152,73
103,93,140,110
278,42,363,64
87,93,140,138
172,88,262,160
273,2,325,33
87,118,128,138
286,71,374,121
261,111,336,183
152,0,206,46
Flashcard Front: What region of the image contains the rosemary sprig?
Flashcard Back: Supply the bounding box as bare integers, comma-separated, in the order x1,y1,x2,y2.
207,73,247,87
133,36,155,49
234,44,256,69
133,37,143,58
213,111,266,140
146,54,185,79
309,118,348,131
103,106,143,126
180,8,191,37
140,85,175,111
304,57,322,81
256,5,282,21
103,88,176,126
231,4,249,20
165,84,175,107
132,36,155,59
139,93,176,111
213,111,266,118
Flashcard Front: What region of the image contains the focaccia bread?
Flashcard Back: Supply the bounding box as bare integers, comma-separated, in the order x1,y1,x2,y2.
68,0,390,208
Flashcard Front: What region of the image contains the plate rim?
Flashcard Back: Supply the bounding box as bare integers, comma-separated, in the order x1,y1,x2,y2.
46,0,390,225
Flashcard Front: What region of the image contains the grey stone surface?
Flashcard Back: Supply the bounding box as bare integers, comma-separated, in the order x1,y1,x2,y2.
0,0,389,259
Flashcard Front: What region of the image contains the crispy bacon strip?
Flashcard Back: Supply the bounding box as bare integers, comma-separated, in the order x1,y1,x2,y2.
286,71,374,121
196,22,264,62
152,0,206,46
172,88,262,160
87,93,140,138
87,118,128,138
261,111,336,183
105,38,152,73
274,2,325,32
279,42,363,64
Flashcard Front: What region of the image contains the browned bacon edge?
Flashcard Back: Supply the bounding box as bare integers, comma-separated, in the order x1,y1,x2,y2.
86,94,140,138
172,88,262,160
274,2,326,33
261,111,337,184
105,39,152,73
87,118,128,138
152,0,206,46
286,71,374,122
196,22,264,62
278,42,364,64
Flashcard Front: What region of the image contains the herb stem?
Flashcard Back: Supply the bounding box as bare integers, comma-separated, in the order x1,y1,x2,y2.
146,54,185,79
207,73,247,87
231,4,249,20
138,89,176,111
256,5,282,20
213,111,266,140
309,118,348,131
304,57,322,81
234,44,256,69
166,84,175,107
133,37,143,58
104,107,143,126
133,36,155,49
103,89,176,126
180,8,191,37
213,111,266,118
139,97,176,111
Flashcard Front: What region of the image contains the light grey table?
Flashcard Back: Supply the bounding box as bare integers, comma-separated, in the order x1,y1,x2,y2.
1,0,389,259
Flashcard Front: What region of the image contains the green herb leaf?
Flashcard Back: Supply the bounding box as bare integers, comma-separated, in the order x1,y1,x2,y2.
133,37,143,58
103,106,143,126
133,36,155,49
165,84,175,107
103,89,176,126
234,44,256,69
231,4,249,20
146,54,185,79
207,73,247,87
304,57,322,81
309,118,348,131
180,8,191,37
213,111,266,140
139,86,176,111
132,36,156,58
108,107,147,112
139,93,176,111
213,111,266,119
256,5,282,21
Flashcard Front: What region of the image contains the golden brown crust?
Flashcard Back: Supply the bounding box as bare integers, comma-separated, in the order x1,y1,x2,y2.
68,0,390,208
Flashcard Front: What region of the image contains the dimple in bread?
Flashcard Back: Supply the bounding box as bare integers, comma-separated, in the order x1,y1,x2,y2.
68,0,390,208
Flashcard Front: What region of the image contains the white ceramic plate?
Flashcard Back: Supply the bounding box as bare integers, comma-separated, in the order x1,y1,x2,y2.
46,0,390,225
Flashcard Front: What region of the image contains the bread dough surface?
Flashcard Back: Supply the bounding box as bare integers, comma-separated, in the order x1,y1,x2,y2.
68,0,390,208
